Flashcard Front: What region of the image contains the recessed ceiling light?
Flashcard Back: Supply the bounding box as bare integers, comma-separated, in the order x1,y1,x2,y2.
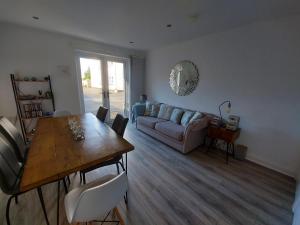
166,24,172,28
32,16,39,20
129,41,134,44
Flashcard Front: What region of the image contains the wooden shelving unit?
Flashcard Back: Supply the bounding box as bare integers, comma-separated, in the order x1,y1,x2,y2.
10,74,55,143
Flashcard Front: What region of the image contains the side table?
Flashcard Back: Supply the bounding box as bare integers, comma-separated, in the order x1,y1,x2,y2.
207,126,241,163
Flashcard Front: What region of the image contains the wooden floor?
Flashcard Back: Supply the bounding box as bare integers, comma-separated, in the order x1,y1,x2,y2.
0,124,296,225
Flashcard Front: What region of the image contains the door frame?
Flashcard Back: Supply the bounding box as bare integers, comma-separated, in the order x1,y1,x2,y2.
74,50,131,117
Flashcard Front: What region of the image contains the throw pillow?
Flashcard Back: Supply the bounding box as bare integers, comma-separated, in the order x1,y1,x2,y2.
170,108,184,124
157,104,174,120
189,111,204,123
150,103,160,117
181,111,195,126
144,101,158,116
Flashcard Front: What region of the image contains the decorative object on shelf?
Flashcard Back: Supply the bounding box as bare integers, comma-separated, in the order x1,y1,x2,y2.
169,60,199,96
68,118,85,141
18,94,36,100
226,115,240,131
210,116,221,127
218,100,231,125
140,94,147,103
23,103,43,118
10,74,55,143
44,91,52,98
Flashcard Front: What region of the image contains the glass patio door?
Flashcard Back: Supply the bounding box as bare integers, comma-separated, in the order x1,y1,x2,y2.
106,60,125,120
77,52,128,122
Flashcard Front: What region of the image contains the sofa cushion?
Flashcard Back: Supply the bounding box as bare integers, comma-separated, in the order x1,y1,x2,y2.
170,108,184,124
181,111,195,126
155,121,185,141
157,104,174,120
137,116,166,129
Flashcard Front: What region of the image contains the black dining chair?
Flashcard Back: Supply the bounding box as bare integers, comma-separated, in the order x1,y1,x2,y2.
80,114,129,185
96,106,108,122
0,136,50,225
0,116,28,162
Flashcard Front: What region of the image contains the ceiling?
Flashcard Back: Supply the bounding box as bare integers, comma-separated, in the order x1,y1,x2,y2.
0,0,300,50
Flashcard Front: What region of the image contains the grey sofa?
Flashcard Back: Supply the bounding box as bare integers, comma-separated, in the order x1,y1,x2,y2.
136,103,212,154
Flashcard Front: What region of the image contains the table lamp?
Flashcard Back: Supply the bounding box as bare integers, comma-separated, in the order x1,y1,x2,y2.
218,100,231,125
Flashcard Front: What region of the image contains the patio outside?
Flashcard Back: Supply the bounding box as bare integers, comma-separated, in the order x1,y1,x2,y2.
83,86,124,119
80,58,125,120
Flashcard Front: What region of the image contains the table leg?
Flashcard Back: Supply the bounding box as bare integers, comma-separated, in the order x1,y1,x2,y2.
226,142,229,164
57,180,60,225
37,187,50,225
232,143,235,158
125,153,128,175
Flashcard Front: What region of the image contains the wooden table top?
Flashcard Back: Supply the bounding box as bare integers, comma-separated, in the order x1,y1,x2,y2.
20,113,134,192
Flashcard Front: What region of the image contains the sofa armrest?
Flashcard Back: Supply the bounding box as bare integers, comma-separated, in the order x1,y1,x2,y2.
184,116,210,134
181,116,211,154
131,103,146,122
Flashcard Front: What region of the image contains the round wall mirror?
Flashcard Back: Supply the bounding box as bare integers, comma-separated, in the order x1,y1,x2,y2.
169,60,199,96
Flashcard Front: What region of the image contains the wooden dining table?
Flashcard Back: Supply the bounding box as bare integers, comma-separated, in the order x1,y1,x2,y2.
20,113,134,224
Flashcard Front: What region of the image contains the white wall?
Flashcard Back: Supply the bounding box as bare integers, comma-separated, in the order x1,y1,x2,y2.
146,15,300,177
0,22,145,122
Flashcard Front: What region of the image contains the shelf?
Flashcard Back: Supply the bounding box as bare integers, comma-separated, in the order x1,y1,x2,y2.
22,115,53,120
15,79,49,83
17,97,53,101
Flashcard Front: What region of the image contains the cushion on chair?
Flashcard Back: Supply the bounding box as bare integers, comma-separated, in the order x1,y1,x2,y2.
170,108,184,124
181,111,194,126
157,104,174,120
137,116,166,128
155,121,185,141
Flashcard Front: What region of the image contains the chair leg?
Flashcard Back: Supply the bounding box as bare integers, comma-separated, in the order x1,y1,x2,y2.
57,180,60,225
63,178,68,193
37,187,50,225
118,162,126,172
124,191,128,205
113,207,125,225
14,196,18,204
116,163,120,174
83,172,86,184
6,195,14,225
67,175,71,185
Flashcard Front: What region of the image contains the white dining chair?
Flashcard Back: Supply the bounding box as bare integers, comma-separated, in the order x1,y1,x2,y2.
53,110,71,117
64,172,128,225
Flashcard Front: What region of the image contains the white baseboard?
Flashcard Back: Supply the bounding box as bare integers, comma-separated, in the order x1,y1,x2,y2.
246,154,295,179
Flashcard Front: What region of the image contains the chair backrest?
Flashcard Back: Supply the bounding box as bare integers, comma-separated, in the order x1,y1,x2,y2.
112,114,129,137
0,136,22,195
68,172,128,223
96,106,108,122
53,110,71,117
0,116,26,162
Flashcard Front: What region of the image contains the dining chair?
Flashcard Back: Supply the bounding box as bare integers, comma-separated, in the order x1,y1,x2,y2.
80,114,129,184
0,116,28,162
96,106,108,122
64,172,128,225
0,136,50,225
53,110,71,117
